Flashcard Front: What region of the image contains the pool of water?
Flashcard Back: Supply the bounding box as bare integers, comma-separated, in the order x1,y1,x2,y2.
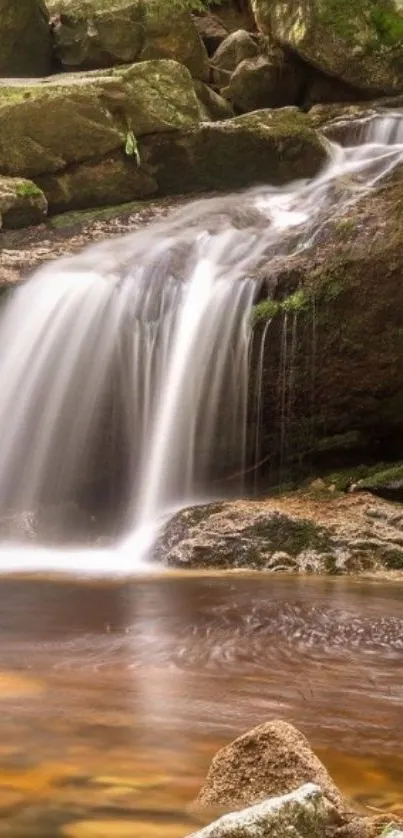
0,573,402,837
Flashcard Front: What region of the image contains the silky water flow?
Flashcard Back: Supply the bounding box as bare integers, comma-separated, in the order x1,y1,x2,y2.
0,112,403,574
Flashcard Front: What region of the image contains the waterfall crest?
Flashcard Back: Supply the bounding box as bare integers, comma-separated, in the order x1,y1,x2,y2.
0,111,402,573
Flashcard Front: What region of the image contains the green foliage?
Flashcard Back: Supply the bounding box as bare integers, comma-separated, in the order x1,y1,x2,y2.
250,299,280,325
282,288,308,313
125,131,141,166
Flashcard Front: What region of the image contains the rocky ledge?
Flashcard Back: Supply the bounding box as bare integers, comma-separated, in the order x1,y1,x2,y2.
153,488,403,574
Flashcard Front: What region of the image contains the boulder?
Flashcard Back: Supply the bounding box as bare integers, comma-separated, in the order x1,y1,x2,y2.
254,0,403,95
139,0,210,80
193,12,229,56
0,177,48,229
0,61,201,179
196,721,344,810
194,80,234,121
211,29,259,87
140,109,328,194
223,50,304,111
189,784,341,838
36,153,157,212
48,0,209,79
154,492,403,573
0,0,52,77
48,0,146,71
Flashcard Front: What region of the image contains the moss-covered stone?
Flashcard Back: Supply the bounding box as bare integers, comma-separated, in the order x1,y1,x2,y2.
36,152,157,212
47,0,146,71
140,108,328,194
253,0,403,94
0,176,48,229
48,0,209,78
139,0,210,80
194,80,234,121
211,29,259,87
0,61,201,179
224,51,303,112
0,0,52,78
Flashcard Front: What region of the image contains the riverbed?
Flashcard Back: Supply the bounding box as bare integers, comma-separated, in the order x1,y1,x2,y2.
0,574,402,837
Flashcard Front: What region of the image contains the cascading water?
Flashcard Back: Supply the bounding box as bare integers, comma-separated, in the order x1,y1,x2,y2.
0,110,403,574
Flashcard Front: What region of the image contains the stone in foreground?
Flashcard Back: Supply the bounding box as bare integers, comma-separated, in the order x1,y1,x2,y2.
189,783,340,838
196,721,345,811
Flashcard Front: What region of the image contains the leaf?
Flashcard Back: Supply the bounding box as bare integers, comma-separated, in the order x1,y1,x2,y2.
125,131,141,166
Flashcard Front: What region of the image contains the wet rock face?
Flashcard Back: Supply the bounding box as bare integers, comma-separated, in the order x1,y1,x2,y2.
0,0,52,78
190,783,341,838
195,721,344,810
253,0,403,94
154,493,403,573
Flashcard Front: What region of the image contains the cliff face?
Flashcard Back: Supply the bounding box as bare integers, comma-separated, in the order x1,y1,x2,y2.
249,164,403,482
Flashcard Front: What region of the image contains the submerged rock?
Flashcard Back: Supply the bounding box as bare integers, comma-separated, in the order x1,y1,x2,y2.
0,177,48,229
0,0,52,78
254,0,403,94
190,783,341,838
154,492,403,573
196,721,344,810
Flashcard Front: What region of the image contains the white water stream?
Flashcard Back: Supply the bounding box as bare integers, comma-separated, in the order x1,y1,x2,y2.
0,111,403,575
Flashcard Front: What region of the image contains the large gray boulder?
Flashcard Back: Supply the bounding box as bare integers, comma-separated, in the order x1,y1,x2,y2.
253,0,403,94
189,784,341,838
0,0,52,77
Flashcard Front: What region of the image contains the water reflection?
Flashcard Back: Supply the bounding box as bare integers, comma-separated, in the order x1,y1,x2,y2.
0,575,402,835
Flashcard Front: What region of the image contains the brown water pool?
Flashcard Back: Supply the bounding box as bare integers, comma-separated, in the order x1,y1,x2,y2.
0,573,402,837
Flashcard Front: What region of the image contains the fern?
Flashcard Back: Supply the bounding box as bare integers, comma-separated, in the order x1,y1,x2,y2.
125,131,141,166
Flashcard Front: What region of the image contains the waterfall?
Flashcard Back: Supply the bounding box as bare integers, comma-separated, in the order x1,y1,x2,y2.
0,111,402,574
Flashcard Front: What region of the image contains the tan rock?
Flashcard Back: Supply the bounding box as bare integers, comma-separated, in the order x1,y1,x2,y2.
196,721,345,811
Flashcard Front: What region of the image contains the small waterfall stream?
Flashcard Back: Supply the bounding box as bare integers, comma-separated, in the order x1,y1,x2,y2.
0,111,403,573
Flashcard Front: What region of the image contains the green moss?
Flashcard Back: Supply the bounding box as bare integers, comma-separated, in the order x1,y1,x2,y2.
360,462,403,488
250,299,280,325
282,288,309,313
48,200,147,229
370,6,403,46
243,516,332,556
15,181,43,199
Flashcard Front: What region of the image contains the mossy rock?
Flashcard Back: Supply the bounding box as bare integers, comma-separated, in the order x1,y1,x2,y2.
140,108,328,194
139,0,210,81
0,0,52,78
37,152,157,213
47,0,209,79
254,0,403,94
0,60,201,179
47,0,147,71
0,176,48,228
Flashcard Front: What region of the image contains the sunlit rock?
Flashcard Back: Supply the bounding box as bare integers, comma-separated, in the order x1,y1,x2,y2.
190,783,341,838
253,0,403,94
195,722,345,811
